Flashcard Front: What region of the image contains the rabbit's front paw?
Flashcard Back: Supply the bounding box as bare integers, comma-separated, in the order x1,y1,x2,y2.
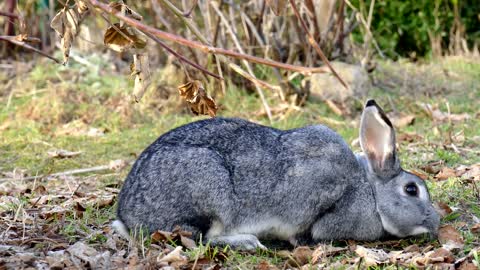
208,234,267,251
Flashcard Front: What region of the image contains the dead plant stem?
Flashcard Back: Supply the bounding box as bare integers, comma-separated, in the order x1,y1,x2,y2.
210,2,272,121
288,0,348,89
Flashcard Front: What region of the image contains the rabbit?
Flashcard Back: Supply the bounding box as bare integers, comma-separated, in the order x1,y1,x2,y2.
113,99,440,250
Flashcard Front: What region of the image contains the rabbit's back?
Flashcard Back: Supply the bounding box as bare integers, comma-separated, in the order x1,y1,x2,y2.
117,118,362,239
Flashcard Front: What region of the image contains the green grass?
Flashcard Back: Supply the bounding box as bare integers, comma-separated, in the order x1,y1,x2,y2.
1,56,479,268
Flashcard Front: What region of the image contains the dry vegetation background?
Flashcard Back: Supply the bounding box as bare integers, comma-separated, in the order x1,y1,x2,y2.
0,0,480,269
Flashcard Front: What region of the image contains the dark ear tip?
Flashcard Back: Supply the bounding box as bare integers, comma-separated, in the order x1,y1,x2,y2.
365,99,378,108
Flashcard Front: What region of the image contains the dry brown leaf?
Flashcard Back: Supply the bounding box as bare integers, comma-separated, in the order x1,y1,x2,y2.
256,260,279,270
67,242,110,268
458,262,479,270
397,132,423,143
421,161,444,175
458,163,480,181
104,23,147,52
131,53,151,102
109,1,143,23
33,185,48,195
291,246,313,266
178,80,218,117
266,0,287,15
427,248,455,263
47,149,82,159
311,244,347,264
355,245,390,266
471,223,480,234
435,167,456,181
438,225,464,250
410,170,429,180
180,235,196,249
434,201,453,218
94,195,115,208
151,230,173,243
50,1,89,64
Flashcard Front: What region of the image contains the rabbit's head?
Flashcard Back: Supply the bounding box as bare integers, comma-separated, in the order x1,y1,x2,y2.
358,100,440,238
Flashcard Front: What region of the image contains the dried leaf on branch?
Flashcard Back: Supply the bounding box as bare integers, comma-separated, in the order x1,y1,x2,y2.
178,81,217,117
102,1,151,102
104,23,147,52
50,0,89,64
109,1,143,23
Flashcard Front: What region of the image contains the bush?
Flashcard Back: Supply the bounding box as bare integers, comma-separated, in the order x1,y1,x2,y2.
350,0,480,58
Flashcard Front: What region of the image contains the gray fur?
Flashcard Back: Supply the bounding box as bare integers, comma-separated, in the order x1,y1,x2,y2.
115,100,440,249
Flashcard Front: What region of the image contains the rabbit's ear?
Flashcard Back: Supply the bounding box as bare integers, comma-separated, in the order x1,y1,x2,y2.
360,100,401,178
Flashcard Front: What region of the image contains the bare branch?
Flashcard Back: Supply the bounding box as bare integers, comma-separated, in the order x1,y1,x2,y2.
143,31,222,80
0,36,62,64
88,0,328,75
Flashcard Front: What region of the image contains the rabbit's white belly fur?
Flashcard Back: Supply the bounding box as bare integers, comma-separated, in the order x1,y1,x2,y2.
207,218,298,240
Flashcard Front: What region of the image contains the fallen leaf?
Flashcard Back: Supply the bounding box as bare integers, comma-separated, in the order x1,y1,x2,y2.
471,223,480,234
427,248,455,263
458,262,479,270
438,225,464,250
355,245,390,266
47,149,82,159
434,201,453,218
291,246,312,266
458,163,480,181
421,161,444,175
411,170,429,180
397,132,423,143
178,80,217,117
256,260,279,270
157,246,187,264
180,235,196,249
94,195,116,208
311,244,347,264
67,242,110,269
50,1,89,64
435,167,456,181
131,53,151,102
151,230,173,243
33,185,48,195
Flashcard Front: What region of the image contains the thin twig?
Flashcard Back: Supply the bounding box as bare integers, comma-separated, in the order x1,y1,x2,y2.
182,0,199,17
143,31,222,80
289,0,348,89
0,160,133,183
88,0,328,75
0,36,62,64
0,11,18,19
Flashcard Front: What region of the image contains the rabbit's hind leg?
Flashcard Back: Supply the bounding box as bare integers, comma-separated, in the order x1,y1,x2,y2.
206,234,267,251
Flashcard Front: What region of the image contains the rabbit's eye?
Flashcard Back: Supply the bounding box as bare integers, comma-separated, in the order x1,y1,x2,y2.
404,183,418,196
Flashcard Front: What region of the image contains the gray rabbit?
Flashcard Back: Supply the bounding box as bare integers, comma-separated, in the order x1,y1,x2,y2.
113,100,440,250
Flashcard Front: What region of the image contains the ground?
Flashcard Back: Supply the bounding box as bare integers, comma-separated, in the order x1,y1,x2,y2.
0,55,479,269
